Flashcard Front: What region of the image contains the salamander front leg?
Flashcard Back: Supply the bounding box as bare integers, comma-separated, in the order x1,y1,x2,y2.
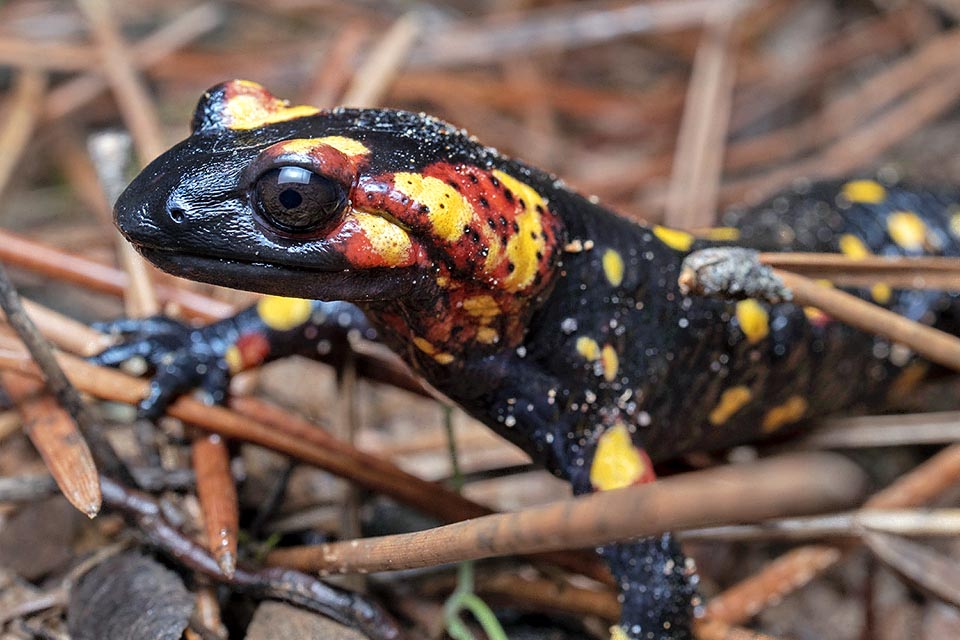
586,431,697,639
92,297,375,417
480,364,698,639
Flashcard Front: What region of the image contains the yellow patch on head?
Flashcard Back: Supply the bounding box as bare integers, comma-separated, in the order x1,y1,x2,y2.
887,211,928,251
224,345,243,374
462,295,500,321
276,136,369,158
224,94,319,131
601,344,619,382
576,336,601,361
708,386,753,426
841,180,886,204
602,249,624,287
393,173,475,242
735,299,769,344
257,296,313,331
590,423,647,491
349,211,414,265
493,170,549,291
653,225,695,252
761,396,808,433
839,234,870,260
316,135,368,157
871,283,892,305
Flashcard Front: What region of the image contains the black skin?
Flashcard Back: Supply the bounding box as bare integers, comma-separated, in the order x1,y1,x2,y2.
96,83,960,639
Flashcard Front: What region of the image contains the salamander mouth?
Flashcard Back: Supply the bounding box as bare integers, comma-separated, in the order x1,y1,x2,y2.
137,246,419,302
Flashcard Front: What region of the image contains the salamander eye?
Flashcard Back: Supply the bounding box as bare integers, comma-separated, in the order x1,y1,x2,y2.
253,166,347,232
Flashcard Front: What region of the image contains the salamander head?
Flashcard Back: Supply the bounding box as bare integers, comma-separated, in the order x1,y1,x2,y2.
116,80,564,307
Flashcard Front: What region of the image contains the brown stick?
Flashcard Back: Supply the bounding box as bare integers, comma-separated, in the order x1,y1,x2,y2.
264,452,866,574
193,434,239,577
759,253,960,291
0,337,607,583
0,39,99,71
774,268,960,372
706,443,960,624
75,0,168,163
43,4,222,123
0,373,101,517
0,70,46,195
664,14,737,229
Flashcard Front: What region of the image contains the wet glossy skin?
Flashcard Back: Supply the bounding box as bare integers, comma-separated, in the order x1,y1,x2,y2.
108,80,960,640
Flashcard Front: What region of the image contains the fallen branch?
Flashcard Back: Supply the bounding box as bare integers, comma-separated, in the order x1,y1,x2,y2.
265,452,866,575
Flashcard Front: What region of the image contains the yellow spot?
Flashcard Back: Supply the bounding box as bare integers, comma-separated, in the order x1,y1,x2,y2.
887,211,927,251
708,386,753,426
433,352,455,365
602,249,624,287
735,299,769,344
224,345,243,374
695,227,741,242
257,296,312,331
576,336,601,361
225,96,319,130
350,211,413,265
841,180,886,204
475,327,499,344
761,396,808,433
871,283,892,305
393,173,474,242
462,295,500,321
950,211,960,238
601,344,619,382
610,626,630,640
590,423,646,491
839,234,870,259
493,170,549,291
653,225,695,252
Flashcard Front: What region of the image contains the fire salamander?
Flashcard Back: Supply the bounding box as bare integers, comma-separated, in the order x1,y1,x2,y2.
96,80,960,639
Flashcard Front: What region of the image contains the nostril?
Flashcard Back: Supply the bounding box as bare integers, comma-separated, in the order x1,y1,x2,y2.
167,206,185,223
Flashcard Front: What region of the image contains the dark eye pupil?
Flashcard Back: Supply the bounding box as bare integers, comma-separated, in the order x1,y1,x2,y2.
279,189,302,209
253,166,347,232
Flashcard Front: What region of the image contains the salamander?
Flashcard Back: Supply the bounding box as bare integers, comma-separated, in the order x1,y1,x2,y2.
96,80,960,639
